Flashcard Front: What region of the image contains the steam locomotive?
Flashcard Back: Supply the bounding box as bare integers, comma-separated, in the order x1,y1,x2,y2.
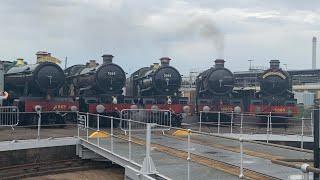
64,54,130,126
248,60,298,124
5,52,78,125
195,58,298,125
126,57,189,127
196,59,244,123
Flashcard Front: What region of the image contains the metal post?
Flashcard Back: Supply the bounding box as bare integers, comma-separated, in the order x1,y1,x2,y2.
239,137,244,179
86,112,89,141
0,61,4,106
187,129,191,180
304,172,310,180
301,163,310,180
140,123,157,175
111,117,114,153
267,114,270,143
111,117,114,136
311,112,314,137
218,112,221,134
301,117,305,149
187,161,190,180
129,119,132,161
269,112,272,134
240,113,243,135
187,129,191,161
314,108,320,180
97,114,100,146
199,112,202,132
230,111,234,134
146,124,151,157
37,112,41,140
77,111,80,138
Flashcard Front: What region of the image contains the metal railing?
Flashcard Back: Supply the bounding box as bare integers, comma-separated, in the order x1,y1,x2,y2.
76,110,320,179
0,110,78,142
120,109,172,132
0,108,319,179
0,106,19,127
198,111,313,147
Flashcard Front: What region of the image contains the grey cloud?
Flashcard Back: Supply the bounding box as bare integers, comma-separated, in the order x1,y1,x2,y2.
0,0,319,75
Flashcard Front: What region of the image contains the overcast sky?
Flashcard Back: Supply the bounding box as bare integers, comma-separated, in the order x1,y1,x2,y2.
0,0,319,74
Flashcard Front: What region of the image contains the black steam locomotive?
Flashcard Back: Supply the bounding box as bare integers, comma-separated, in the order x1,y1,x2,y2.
126,57,188,127
127,57,182,97
196,59,244,122
65,54,128,125
5,55,78,125
5,62,65,97
248,60,298,124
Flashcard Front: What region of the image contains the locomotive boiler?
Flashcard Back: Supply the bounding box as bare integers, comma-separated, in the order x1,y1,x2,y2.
196,59,242,123
4,52,78,125
196,59,234,97
249,60,298,125
126,57,188,127
5,60,65,97
65,54,129,127
66,54,126,96
127,57,182,97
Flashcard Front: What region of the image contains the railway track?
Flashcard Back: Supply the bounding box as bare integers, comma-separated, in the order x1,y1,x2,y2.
0,159,107,180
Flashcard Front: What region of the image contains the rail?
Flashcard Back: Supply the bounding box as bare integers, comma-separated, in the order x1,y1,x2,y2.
120,109,172,133
76,111,319,179
198,110,314,148
0,106,19,128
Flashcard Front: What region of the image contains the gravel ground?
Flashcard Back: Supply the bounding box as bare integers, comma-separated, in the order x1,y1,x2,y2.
23,168,124,180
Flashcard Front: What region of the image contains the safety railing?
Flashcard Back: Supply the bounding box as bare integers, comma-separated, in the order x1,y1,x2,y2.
0,110,78,142
0,108,318,179
120,109,172,132
77,110,319,180
0,106,19,127
0,107,319,180
197,111,313,147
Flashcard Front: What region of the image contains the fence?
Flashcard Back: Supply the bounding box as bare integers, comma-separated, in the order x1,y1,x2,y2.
76,111,320,179
0,108,319,179
198,111,313,147
120,109,172,132
0,106,19,127
0,110,78,141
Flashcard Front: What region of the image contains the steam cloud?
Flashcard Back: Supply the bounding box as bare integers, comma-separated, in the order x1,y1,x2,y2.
195,17,225,58
155,16,225,59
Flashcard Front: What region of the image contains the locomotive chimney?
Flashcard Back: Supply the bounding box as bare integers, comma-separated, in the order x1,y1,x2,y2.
88,60,98,68
214,59,225,68
160,57,171,66
153,63,160,69
269,60,280,69
36,51,50,63
102,54,114,64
